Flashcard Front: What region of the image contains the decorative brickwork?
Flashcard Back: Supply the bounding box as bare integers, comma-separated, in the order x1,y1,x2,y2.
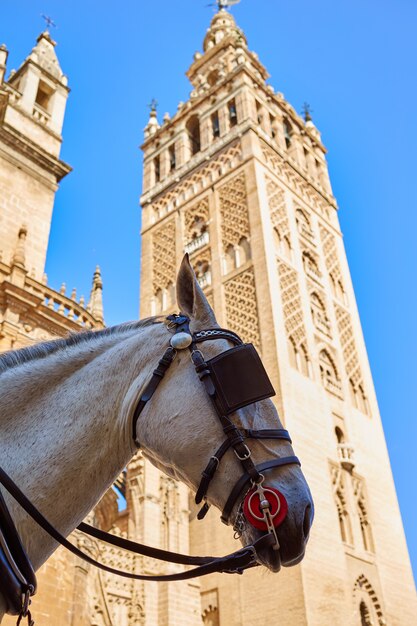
184,198,210,241
319,226,342,281
152,219,176,292
334,304,361,384
224,268,260,349
278,260,308,351
152,142,242,218
218,172,250,251
265,176,291,242
353,575,386,626
261,142,331,219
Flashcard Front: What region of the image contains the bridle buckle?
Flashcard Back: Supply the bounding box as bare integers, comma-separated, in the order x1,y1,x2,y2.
234,444,251,461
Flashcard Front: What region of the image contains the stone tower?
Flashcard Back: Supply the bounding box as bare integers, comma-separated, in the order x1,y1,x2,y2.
139,9,417,626
0,31,104,350
0,32,105,626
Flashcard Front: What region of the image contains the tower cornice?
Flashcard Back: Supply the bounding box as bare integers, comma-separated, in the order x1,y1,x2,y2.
0,121,71,181
141,123,335,215
7,58,70,92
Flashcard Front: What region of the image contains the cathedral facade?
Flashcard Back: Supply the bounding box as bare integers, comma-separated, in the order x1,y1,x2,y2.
1,8,416,626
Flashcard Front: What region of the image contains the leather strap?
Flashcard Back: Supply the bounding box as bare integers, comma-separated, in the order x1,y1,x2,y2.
221,457,301,525
0,466,273,581
195,429,292,505
193,329,243,346
132,346,176,442
77,522,215,566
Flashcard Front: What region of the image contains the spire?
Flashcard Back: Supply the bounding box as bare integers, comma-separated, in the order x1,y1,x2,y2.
88,265,104,323
30,31,66,82
302,102,321,139
302,102,313,123
12,225,28,268
144,99,160,139
203,8,247,52
5,30,69,135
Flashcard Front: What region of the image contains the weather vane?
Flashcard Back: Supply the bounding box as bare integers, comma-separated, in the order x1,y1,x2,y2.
41,14,56,29
302,102,313,122
207,0,242,12
148,99,158,112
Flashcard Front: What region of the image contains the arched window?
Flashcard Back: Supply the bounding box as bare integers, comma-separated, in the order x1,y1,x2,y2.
207,69,219,87
273,228,291,260
255,100,263,126
350,380,369,415
228,99,238,127
287,338,310,377
169,144,176,171
353,576,385,625
273,227,282,254
154,288,163,314
202,605,219,626
335,426,345,444
350,379,358,407
302,251,321,280
195,260,211,288
319,349,341,394
359,601,372,626
186,115,201,155
282,236,291,260
335,489,354,545
237,237,251,266
329,273,337,297
311,292,330,335
298,343,310,377
337,279,347,304
190,217,207,239
357,498,374,552
283,118,293,149
211,112,220,138
154,155,161,183
225,244,236,274
296,209,312,239
357,385,368,414
166,282,176,309
287,337,298,369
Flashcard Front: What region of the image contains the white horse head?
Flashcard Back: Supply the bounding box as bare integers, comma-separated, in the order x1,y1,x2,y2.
137,256,314,571
0,256,313,621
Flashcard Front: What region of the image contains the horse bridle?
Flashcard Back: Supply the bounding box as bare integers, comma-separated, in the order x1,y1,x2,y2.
0,314,300,624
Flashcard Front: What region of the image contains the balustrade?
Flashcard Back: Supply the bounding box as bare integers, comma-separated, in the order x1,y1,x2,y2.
323,376,343,397
32,103,50,124
197,271,211,289
27,277,97,328
184,230,209,254
337,442,355,472
4,83,22,104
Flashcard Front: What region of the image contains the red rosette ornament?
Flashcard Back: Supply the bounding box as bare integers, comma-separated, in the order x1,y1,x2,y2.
243,486,288,531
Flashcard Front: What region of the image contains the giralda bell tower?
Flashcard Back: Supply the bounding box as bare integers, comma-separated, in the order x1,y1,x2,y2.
139,8,416,625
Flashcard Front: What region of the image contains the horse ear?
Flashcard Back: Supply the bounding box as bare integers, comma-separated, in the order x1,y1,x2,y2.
176,254,216,327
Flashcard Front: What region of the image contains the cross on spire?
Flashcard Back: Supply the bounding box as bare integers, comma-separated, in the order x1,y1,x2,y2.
207,0,242,12
148,98,158,112
41,14,56,29
302,102,313,122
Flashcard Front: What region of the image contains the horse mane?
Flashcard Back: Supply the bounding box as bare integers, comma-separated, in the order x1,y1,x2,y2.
0,317,163,375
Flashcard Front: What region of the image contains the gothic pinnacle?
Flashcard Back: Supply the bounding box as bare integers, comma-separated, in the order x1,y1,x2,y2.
12,225,28,268
88,265,104,323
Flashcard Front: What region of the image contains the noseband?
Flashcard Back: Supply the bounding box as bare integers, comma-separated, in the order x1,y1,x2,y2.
0,314,300,624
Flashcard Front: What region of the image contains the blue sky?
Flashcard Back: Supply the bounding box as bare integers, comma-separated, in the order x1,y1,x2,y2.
2,0,416,583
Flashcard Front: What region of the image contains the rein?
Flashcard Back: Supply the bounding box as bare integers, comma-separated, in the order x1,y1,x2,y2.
0,314,300,624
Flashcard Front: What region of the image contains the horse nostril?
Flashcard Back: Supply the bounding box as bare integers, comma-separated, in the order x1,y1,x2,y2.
303,505,312,539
